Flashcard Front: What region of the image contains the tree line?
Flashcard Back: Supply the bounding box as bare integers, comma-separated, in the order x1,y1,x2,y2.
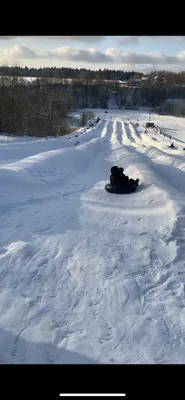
2,66,185,86
0,65,143,81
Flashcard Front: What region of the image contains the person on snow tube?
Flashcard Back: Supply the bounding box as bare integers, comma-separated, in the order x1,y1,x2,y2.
117,167,139,187
110,166,119,185
118,167,129,184
110,166,139,187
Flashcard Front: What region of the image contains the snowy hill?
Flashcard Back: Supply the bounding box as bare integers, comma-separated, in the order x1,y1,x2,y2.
1,109,185,364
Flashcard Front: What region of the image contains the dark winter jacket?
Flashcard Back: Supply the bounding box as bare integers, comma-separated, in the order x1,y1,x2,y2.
118,174,129,186
110,166,119,185
110,174,117,185
117,167,129,185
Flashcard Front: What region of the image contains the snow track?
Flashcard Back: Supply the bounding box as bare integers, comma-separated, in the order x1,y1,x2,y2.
1,110,185,364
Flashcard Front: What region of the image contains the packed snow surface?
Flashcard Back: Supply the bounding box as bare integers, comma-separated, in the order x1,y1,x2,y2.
1,109,185,364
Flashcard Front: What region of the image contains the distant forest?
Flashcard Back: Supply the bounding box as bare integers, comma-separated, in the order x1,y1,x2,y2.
1,66,185,86
0,65,142,80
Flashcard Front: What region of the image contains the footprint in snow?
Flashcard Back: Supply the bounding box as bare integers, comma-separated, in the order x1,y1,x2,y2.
98,320,114,343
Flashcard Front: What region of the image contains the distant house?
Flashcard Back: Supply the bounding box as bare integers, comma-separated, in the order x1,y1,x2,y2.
118,80,129,87
153,75,166,84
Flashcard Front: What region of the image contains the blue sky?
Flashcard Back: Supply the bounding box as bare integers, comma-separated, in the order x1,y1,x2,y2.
0,36,185,72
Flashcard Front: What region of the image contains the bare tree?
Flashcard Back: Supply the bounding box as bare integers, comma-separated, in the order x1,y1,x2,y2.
0,72,75,137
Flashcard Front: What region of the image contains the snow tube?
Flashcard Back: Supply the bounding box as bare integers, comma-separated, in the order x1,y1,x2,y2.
105,183,137,194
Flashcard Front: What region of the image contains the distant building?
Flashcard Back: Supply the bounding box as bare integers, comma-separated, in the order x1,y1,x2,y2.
118,80,130,87
153,75,166,84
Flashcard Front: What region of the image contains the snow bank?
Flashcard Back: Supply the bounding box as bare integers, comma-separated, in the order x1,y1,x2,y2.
1,110,185,364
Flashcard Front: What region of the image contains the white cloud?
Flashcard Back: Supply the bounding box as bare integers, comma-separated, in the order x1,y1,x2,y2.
3,43,185,72
105,48,118,57
41,46,179,65
4,44,38,59
105,49,177,65
177,50,185,60
42,46,111,63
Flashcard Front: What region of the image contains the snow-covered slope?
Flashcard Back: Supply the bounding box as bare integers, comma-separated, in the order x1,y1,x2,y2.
1,110,185,364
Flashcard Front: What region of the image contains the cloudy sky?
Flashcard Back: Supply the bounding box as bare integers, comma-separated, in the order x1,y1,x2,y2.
1,36,185,72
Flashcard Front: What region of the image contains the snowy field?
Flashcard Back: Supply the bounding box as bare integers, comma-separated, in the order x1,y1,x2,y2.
1,109,185,364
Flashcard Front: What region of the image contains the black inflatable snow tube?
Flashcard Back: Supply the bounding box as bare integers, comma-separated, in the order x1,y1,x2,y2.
105,183,137,194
